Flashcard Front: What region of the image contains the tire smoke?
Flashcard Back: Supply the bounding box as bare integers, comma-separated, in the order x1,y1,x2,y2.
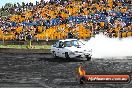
84,33,132,58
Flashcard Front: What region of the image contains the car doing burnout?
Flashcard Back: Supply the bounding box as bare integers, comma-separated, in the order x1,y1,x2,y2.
51,39,92,60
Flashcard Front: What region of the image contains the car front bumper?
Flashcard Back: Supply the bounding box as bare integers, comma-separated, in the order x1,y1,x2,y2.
69,52,92,58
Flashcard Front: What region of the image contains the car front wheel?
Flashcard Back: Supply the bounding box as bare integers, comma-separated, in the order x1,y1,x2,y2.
85,55,91,61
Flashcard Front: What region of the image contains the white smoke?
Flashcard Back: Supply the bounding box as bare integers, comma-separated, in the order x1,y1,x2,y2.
83,33,132,58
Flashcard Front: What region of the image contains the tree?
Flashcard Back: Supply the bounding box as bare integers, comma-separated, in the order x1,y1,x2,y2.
22,2,25,8
17,2,21,7
4,3,13,9
14,3,17,8
1,6,4,11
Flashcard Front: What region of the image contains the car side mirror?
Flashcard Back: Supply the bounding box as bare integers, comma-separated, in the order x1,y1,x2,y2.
62,45,65,48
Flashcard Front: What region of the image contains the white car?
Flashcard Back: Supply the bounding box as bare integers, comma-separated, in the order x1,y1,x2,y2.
51,39,92,60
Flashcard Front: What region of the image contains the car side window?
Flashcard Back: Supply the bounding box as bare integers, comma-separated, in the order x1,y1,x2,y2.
59,41,64,48
53,43,56,47
55,41,60,48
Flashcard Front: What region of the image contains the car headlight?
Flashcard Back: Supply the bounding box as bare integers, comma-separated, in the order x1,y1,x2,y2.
70,51,80,55
86,49,92,52
69,52,75,55
75,51,79,53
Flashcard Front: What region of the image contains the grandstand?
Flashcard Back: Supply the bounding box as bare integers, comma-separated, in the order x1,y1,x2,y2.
0,0,131,41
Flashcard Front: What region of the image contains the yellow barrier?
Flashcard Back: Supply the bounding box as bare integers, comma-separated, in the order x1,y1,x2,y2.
0,35,2,40
127,32,132,37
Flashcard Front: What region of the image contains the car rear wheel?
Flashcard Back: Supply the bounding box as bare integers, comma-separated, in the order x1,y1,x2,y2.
65,52,70,59
52,51,57,58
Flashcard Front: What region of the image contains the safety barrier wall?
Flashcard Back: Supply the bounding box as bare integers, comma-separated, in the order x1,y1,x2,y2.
0,40,58,45
0,48,51,54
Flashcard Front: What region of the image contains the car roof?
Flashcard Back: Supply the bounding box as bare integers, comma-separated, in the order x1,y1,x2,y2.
59,39,78,42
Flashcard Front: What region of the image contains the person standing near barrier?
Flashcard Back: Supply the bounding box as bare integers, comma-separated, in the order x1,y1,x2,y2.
67,30,74,39
26,33,32,48
76,32,78,39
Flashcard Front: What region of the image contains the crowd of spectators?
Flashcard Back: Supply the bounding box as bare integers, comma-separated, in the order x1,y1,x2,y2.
0,0,131,41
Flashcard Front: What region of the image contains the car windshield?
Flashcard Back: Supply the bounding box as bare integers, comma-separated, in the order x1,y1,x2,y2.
64,41,72,47
64,40,81,47
78,40,85,45
71,40,79,46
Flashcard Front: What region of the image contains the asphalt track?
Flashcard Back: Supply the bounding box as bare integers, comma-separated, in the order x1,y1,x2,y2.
0,53,132,88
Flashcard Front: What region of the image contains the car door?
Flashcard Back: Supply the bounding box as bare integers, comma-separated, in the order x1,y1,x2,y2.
54,41,60,56
57,41,65,58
